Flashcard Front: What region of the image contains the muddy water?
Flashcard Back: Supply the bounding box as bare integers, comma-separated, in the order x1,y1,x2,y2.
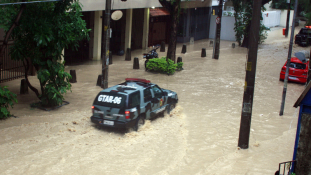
1,25,310,175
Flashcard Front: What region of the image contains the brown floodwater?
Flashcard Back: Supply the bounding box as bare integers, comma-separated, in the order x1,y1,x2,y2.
0,24,310,175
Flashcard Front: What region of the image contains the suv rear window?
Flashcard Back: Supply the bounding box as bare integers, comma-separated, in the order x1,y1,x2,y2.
290,62,306,69
93,92,126,108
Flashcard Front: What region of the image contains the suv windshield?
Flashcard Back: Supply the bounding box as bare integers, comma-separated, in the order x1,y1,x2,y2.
301,29,311,34
93,92,126,108
290,62,306,69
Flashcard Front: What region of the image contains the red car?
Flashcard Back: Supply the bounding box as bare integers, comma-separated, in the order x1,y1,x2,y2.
280,57,309,84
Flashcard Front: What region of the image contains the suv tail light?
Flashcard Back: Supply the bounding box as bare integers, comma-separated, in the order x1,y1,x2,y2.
92,106,94,113
282,67,286,72
125,111,130,119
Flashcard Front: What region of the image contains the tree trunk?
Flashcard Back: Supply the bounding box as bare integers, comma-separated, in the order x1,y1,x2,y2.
0,4,26,67
23,59,40,99
159,0,181,63
241,23,251,48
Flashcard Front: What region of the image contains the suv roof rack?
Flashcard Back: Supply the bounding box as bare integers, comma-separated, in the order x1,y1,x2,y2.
125,78,151,84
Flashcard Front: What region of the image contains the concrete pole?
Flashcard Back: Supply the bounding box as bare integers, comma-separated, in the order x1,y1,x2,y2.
285,0,291,37
238,0,262,149
101,0,111,89
212,0,223,60
279,0,298,116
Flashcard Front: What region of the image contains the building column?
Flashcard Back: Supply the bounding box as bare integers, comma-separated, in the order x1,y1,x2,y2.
142,8,150,50
125,9,133,50
92,10,103,61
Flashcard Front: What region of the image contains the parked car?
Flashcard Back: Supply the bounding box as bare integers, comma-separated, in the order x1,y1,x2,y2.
295,26,311,47
279,57,309,84
90,78,178,131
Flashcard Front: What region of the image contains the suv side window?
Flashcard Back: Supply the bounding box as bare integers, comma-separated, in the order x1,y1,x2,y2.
144,88,152,103
152,85,163,98
129,91,140,108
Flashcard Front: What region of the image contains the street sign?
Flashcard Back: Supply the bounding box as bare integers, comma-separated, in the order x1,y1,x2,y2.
216,16,220,24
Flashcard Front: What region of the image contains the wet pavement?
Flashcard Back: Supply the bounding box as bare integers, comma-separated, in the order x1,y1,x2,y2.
0,25,310,175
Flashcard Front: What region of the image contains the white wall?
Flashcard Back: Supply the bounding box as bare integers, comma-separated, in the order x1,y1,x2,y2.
262,11,281,28
209,16,236,41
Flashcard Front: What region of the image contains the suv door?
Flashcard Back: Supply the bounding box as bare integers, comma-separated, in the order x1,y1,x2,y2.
150,85,166,117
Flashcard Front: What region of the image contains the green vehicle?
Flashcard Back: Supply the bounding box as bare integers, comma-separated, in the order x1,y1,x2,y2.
91,78,178,131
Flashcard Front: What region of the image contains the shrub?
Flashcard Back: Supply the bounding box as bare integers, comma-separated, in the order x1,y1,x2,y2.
146,57,183,75
0,86,18,119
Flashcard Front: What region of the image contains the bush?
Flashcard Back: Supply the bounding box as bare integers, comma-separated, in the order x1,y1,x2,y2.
0,86,18,119
146,57,183,75
37,60,72,107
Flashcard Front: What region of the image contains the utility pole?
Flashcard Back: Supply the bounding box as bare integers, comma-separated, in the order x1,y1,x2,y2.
101,0,111,89
285,0,291,37
212,0,223,60
238,0,262,149
279,0,298,116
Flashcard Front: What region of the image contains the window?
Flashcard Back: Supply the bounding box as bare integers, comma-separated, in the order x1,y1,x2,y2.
152,85,163,98
301,29,311,34
94,92,125,108
290,62,306,70
144,88,152,103
129,91,140,108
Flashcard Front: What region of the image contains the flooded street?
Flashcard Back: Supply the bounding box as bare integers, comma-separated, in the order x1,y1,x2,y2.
1,26,310,174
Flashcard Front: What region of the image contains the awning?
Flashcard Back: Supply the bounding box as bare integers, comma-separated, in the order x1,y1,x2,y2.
150,8,170,17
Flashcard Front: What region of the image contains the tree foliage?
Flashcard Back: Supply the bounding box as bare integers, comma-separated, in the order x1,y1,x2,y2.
299,0,311,25
0,0,90,107
0,86,17,119
270,0,294,10
232,0,271,47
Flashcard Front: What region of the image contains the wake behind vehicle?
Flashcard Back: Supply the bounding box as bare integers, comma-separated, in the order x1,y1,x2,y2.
279,57,309,84
90,78,178,131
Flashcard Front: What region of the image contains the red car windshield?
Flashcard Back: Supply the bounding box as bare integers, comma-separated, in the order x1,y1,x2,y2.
290,62,306,69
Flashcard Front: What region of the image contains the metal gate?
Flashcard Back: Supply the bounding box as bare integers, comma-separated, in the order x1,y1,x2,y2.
0,42,25,83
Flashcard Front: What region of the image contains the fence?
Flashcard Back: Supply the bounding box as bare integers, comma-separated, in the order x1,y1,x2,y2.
277,160,295,175
0,41,25,83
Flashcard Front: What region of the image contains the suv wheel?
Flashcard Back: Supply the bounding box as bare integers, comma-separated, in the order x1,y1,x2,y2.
167,103,176,115
133,116,145,131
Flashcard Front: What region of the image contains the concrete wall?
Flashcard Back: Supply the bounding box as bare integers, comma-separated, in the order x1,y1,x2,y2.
80,0,162,11
279,9,294,27
80,0,212,11
209,16,235,41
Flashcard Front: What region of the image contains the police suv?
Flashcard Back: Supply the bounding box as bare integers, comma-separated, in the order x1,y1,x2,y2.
295,26,311,46
91,78,178,131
